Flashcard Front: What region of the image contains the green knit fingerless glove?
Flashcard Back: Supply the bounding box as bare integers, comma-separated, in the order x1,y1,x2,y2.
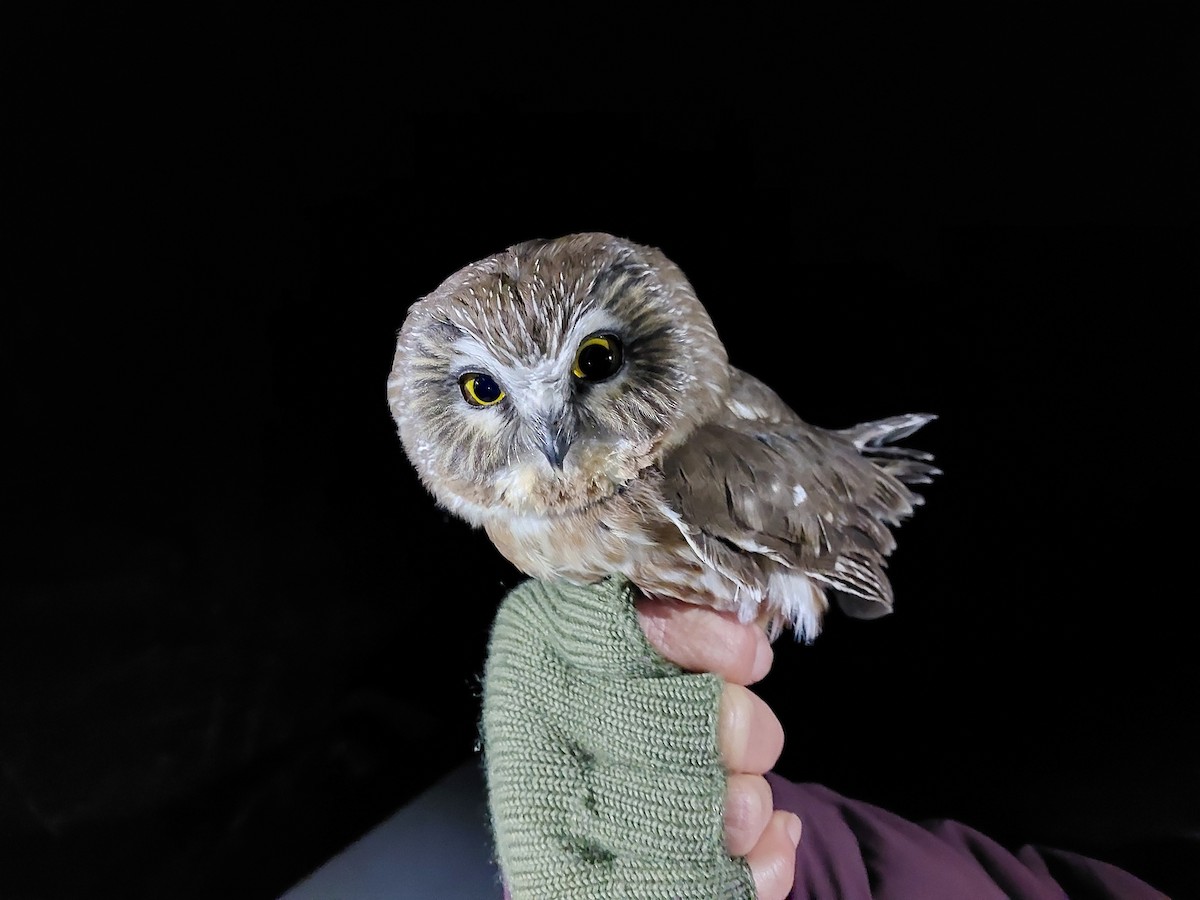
480,576,755,899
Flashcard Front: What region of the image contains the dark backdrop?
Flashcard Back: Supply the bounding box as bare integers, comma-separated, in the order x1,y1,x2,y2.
5,10,1197,899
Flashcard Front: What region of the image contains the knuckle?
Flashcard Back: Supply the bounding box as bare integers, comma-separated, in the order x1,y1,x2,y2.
719,684,753,766
724,774,768,832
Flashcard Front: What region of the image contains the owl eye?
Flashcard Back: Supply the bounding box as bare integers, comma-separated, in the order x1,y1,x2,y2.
572,333,624,382
459,372,506,407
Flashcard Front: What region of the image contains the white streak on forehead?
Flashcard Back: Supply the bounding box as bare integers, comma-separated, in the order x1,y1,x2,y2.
449,333,494,365
447,308,618,368
447,334,567,381
446,334,566,415
521,356,568,383
572,308,622,340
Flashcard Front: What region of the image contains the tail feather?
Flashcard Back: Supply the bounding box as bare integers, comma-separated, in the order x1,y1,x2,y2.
855,443,935,462
879,459,941,485
841,412,937,450
841,413,940,486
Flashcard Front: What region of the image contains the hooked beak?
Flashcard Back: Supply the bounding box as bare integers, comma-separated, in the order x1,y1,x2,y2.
539,420,574,470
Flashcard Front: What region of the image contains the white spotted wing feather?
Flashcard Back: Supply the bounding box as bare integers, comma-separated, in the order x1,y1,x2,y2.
658,370,939,638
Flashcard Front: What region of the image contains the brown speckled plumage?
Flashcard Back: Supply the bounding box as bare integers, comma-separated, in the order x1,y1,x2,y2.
388,233,938,639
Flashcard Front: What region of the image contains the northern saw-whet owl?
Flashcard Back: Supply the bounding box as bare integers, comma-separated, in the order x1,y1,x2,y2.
388,233,938,640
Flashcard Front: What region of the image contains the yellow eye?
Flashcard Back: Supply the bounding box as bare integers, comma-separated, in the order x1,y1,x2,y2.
572,333,624,381
459,372,505,406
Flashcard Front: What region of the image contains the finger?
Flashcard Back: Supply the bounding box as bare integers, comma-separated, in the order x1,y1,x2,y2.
718,683,784,774
636,596,773,685
723,773,773,857
745,811,802,900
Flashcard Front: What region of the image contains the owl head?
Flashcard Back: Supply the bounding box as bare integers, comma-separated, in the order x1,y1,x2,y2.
388,233,729,523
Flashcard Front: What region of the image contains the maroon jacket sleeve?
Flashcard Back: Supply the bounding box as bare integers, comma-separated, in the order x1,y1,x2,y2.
769,774,1168,900
499,775,1166,899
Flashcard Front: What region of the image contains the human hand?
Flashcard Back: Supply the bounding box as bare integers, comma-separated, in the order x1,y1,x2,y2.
637,597,800,900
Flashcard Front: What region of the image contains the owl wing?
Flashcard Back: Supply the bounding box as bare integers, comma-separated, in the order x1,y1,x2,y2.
658,370,937,618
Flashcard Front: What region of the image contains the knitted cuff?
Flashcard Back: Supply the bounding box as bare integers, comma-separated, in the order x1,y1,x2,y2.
481,576,755,900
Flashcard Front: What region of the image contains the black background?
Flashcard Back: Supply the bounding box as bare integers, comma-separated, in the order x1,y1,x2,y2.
5,9,1197,899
